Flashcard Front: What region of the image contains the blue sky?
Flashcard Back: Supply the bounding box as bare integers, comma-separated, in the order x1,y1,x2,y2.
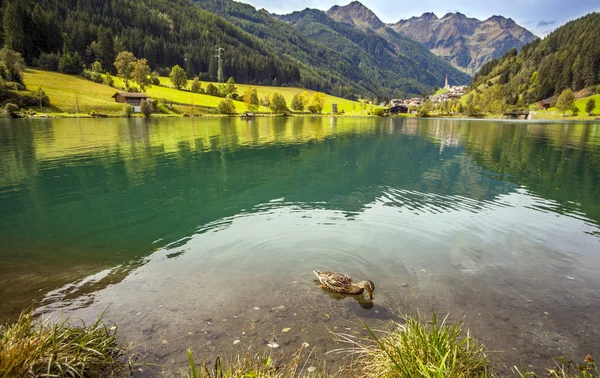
239,0,600,36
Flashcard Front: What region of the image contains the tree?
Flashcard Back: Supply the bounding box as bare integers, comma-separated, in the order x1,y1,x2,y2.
0,46,26,84
33,87,49,110
170,64,187,90
260,95,270,108
308,92,326,113
191,77,202,93
206,83,219,96
217,98,236,114
417,101,433,117
132,58,151,91
114,51,136,86
571,104,579,117
91,61,103,73
269,92,287,113
556,88,575,116
223,77,238,98
58,52,83,75
140,98,153,117
3,2,24,54
291,93,304,111
585,98,596,115
242,87,259,111
96,27,115,72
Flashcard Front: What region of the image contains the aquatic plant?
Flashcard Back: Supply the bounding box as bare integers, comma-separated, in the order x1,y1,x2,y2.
333,312,493,377
0,310,133,377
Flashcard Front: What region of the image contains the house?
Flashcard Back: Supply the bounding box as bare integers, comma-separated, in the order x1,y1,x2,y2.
112,92,151,112
538,97,555,109
385,105,409,115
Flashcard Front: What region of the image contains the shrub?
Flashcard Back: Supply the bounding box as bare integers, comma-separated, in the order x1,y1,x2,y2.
140,98,153,117
122,104,134,118
191,77,202,93
217,98,236,114
2,103,19,117
90,110,108,117
104,74,115,87
150,74,160,85
373,108,386,117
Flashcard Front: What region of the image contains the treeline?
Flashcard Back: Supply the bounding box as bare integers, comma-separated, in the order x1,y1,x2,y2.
0,0,300,86
469,12,600,106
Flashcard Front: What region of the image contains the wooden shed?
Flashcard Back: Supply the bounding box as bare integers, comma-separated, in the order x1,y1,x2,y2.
112,92,150,113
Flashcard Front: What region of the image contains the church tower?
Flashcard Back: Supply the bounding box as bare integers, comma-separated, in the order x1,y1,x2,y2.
444,75,449,90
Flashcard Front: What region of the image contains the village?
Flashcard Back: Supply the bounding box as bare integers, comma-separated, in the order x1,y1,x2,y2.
386,75,468,114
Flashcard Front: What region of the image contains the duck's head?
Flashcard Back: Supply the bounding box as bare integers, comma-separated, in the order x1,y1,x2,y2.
358,280,375,300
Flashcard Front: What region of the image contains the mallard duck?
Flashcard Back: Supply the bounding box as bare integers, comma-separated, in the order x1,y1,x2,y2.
313,270,375,299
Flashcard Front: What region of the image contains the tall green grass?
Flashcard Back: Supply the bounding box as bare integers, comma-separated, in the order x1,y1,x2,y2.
334,312,493,377
0,310,133,377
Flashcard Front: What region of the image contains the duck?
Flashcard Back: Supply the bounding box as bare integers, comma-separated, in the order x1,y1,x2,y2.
313,270,375,299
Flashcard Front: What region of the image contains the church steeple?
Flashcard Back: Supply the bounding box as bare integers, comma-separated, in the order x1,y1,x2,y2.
444,75,449,89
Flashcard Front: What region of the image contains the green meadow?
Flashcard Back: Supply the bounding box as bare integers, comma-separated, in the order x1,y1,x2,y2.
21,69,374,116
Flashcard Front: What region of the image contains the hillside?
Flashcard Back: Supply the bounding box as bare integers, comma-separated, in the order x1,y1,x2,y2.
193,0,470,98
0,0,300,87
277,7,471,94
391,12,536,75
469,12,600,106
22,70,370,115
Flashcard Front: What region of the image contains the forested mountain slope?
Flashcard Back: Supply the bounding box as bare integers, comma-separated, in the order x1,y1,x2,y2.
470,12,600,105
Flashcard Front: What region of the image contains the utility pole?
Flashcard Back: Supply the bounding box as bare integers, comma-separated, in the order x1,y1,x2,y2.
215,47,224,83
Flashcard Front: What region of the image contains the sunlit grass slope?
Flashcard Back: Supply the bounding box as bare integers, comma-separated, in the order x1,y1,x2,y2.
23,69,376,115
22,70,123,114
156,77,375,113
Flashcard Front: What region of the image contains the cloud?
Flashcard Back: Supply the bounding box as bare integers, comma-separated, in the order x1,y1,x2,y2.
537,19,556,27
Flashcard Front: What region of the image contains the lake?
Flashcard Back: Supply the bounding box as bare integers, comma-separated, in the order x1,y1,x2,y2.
1,117,599,375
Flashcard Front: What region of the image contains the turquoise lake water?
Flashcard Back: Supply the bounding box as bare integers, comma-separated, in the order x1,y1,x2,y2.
0,117,599,374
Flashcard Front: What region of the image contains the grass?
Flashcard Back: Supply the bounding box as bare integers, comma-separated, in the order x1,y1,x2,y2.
0,309,133,378
334,312,493,378
187,343,329,378
22,69,125,114
156,76,376,114
22,69,374,115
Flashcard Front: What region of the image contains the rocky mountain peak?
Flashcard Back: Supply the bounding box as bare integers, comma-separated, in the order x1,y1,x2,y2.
326,1,385,30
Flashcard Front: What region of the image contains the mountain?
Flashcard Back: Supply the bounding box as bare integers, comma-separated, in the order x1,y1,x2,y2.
469,12,600,107
391,12,537,75
195,0,470,98
276,7,471,97
326,1,385,30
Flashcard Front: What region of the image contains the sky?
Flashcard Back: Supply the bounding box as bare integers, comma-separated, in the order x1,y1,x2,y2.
238,0,600,36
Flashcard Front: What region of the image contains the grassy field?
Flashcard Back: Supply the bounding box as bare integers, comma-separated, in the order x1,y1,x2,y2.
156,76,375,113
532,94,600,120
22,69,373,116
22,70,124,114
